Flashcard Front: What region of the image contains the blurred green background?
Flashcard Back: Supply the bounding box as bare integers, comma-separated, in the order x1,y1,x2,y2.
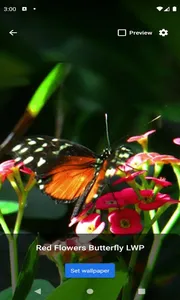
1,1,180,156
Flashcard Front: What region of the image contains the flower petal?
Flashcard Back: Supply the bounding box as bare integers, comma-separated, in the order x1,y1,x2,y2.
113,171,145,185
78,222,106,243
173,138,180,145
75,213,103,235
96,193,119,209
153,154,180,164
108,209,142,234
145,176,172,187
127,130,156,143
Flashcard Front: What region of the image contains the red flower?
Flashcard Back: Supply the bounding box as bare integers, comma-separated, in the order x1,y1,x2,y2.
113,171,145,185
108,209,143,234
96,188,139,209
138,190,178,210
173,138,180,145
75,213,105,243
116,188,139,205
95,193,119,209
0,159,33,183
145,176,172,187
0,160,15,182
17,162,34,175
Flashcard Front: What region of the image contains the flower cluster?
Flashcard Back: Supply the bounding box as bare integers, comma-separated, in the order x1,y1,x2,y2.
0,130,180,250
69,130,180,242
0,159,35,207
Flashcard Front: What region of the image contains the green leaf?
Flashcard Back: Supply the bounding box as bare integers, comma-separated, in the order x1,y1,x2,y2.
0,287,12,300
12,236,39,300
27,63,71,117
0,201,18,215
47,264,128,300
0,279,55,300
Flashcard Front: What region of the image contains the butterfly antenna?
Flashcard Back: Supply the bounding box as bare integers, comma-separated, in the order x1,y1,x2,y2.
105,113,111,150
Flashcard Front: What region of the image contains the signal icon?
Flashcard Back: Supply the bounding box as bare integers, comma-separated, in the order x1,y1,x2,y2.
156,6,163,11
164,7,170,12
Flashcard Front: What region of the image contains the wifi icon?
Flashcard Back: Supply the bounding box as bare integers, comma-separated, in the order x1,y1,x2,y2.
156,6,163,11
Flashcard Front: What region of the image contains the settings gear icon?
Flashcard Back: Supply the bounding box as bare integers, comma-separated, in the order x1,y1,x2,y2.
159,29,168,37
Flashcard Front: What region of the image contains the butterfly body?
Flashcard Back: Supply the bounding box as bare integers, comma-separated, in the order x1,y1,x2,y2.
11,136,132,217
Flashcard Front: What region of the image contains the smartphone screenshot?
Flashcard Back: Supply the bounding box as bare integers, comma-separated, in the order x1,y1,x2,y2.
0,2,180,300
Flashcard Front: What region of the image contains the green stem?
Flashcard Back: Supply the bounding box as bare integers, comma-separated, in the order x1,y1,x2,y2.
161,205,180,234
133,235,163,300
143,204,170,234
0,211,18,295
9,236,19,295
133,203,179,300
24,173,36,192
153,163,163,178
0,210,11,238
172,164,180,191
122,202,168,300
7,174,21,199
13,192,28,236
122,235,146,300
149,210,160,234
4,170,34,295
53,253,66,284
12,167,24,193
133,203,179,299
161,163,180,233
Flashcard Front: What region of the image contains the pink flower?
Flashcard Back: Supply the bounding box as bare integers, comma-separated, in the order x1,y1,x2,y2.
75,213,105,243
0,160,15,182
145,176,172,187
152,154,180,165
138,190,178,210
113,171,145,185
124,152,160,171
69,206,91,227
108,209,142,234
127,130,156,149
173,138,180,145
0,159,33,183
127,130,156,143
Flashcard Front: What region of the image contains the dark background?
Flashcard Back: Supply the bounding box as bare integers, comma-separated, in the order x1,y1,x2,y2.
0,1,180,299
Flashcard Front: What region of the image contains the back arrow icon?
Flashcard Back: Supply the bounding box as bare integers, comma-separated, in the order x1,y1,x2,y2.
9,30,17,36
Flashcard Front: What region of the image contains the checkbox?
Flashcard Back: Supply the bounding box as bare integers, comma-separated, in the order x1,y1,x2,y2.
138,288,146,295
117,29,127,36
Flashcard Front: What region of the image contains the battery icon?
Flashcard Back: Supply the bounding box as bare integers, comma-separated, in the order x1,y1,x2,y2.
172,6,177,12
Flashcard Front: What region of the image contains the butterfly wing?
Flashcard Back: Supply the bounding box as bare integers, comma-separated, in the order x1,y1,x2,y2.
11,136,104,216
11,136,96,173
11,137,133,218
